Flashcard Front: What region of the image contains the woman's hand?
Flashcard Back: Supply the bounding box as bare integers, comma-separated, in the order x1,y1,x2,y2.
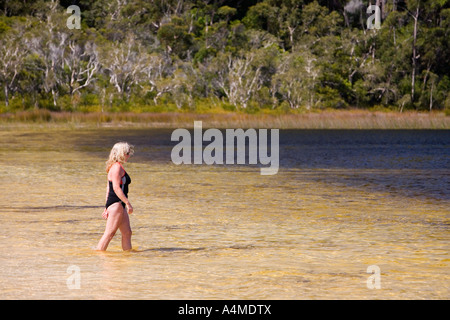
126,202,133,215
102,208,108,220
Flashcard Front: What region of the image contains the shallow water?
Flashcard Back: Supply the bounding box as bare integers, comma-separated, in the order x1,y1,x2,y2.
0,127,448,299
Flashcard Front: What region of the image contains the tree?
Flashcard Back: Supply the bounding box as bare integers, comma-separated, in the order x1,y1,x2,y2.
212,51,262,109
61,41,99,99
99,34,148,100
141,52,180,105
272,49,320,110
409,2,420,105
157,16,194,59
243,1,279,35
274,0,303,49
28,30,66,108
0,31,27,107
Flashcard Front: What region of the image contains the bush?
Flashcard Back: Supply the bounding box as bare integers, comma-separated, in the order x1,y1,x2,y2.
444,94,450,116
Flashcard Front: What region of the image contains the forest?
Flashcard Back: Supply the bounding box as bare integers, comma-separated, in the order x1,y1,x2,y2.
0,0,449,114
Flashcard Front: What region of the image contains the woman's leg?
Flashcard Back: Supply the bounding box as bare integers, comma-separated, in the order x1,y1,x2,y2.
96,202,123,251
119,206,132,251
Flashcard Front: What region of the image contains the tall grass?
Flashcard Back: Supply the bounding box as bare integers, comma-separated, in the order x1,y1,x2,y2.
0,109,448,129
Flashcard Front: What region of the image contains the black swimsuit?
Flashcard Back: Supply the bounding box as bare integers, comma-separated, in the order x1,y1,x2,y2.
105,164,131,209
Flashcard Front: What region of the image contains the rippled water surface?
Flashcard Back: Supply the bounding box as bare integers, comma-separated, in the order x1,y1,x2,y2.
0,127,448,299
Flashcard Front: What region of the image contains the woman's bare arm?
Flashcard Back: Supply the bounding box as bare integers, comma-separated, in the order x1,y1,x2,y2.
105,179,109,202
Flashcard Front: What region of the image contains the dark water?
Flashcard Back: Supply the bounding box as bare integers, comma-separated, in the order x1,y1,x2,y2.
280,130,449,170
279,130,450,201
76,129,450,201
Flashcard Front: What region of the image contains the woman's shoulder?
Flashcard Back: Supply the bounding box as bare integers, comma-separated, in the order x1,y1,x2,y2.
108,162,125,176
112,162,124,168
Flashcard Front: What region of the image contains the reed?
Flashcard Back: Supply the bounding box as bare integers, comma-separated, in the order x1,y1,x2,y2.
0,109,448,129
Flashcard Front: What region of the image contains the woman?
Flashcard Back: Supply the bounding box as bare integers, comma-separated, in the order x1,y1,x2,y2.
96,142,134,251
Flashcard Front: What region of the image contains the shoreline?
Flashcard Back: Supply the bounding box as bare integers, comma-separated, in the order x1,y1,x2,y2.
0,109,448,130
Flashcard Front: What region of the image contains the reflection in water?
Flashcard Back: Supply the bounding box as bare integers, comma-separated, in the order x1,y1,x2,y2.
0,128,448,299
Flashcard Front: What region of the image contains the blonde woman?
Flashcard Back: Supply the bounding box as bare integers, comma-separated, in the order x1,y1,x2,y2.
96,142,134,251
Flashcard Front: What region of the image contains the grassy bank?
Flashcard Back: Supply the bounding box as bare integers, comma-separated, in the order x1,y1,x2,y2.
0,109,448,129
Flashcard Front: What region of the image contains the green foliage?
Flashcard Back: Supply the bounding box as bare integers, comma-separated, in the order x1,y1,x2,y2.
0,0,449,113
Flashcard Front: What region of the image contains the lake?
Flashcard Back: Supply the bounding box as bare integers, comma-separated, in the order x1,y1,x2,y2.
0,127,448,299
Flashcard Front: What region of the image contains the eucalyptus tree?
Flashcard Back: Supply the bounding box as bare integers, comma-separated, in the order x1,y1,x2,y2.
99,33,148,101
0,29,28,107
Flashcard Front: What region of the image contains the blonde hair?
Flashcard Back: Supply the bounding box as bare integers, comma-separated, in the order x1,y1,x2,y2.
106,142,134,172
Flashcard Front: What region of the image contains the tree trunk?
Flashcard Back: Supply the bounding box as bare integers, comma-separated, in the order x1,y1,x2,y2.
51,88,58,108
429,83,434,111
4,84,9,107
411,6,419,106
288,26,295,48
